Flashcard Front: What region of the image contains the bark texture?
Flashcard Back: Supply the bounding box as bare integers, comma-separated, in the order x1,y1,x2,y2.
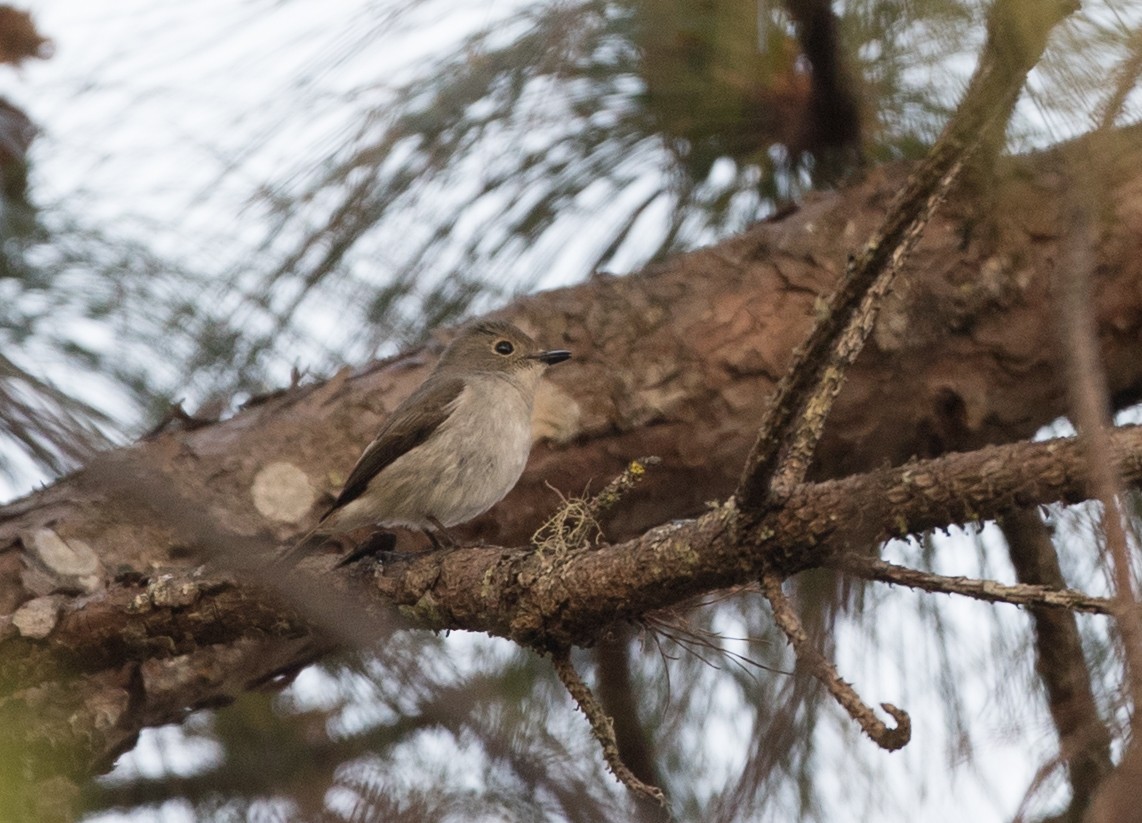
3,124,1142,815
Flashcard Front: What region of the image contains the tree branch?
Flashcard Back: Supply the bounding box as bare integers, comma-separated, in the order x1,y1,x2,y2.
1056,136,1142,823
12,424,1142,699
375,425,1142,649
1054,153,1142,695
593,630,669,822
1099,25,1142,129
827,552,1114,614
999,509,1112,820
759,570,910,750
551,649,665,806
736,0,1075,513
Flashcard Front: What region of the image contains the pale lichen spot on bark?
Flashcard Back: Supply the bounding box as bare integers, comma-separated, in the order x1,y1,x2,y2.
12,594,65,638
251,461,318,524
19,528,104,594
978,255,1012,297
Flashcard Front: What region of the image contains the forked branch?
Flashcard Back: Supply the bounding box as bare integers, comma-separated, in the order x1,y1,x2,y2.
736,0,1076,514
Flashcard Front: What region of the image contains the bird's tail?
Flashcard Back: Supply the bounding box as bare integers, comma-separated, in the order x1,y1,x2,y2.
274,528,330,567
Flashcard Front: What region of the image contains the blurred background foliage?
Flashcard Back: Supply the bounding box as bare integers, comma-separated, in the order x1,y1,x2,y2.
0,0,1139,819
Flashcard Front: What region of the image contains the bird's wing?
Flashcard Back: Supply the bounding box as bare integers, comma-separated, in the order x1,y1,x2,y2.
322,376,465,518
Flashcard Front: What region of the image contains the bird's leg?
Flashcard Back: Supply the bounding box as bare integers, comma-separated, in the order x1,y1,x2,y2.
426,515,459,548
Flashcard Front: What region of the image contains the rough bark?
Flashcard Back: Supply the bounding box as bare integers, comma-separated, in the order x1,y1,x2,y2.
3,124,1142,816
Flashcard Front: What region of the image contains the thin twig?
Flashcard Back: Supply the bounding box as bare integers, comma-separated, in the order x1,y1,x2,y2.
532,457,660,551
828,553,1115,615
592,631,670,822
737,149,971,512
584,457,662,521
765,156,966,501
550,648,666,806
759,570,910,751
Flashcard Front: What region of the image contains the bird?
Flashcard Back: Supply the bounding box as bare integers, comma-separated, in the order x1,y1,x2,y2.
281,319,571,565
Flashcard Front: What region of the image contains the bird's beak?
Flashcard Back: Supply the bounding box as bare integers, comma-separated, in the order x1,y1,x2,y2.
532,349,571,365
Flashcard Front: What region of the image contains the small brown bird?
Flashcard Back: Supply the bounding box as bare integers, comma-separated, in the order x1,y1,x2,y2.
283,320,570,563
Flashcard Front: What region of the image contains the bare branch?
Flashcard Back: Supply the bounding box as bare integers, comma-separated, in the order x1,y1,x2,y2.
551,649,666,807
759,570,910,751
594,631,671,823
828,552,1114,614
1055,142,1142,822
762,155,966,503
736,0,1076,514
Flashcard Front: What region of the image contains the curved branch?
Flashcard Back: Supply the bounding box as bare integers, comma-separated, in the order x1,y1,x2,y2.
759,570,910,750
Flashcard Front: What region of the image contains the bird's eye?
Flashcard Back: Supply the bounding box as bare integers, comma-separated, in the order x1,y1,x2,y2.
494,340,514,355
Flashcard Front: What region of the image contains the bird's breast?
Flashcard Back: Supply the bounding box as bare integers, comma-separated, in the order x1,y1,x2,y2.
421,376,535,524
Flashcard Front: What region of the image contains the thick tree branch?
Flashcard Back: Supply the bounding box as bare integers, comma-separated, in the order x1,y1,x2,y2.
374,425,1142,649
5,423,1142,804
14,417,1138,772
